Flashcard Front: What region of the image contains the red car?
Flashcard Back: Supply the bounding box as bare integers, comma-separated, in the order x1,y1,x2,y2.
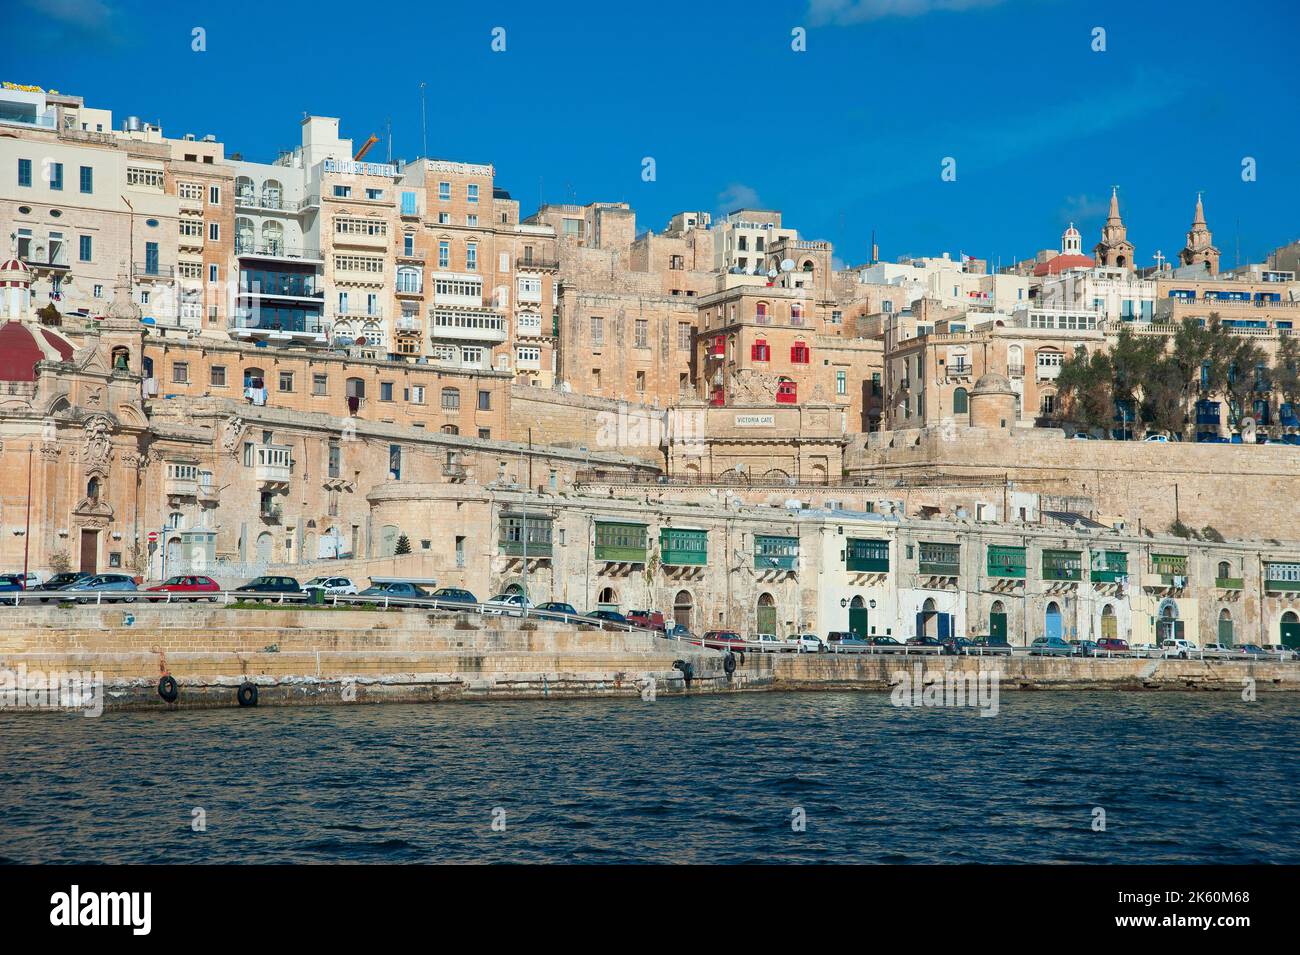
146,574,221,601
1095,638,1130,655
696,630,747,651
626,609,666,632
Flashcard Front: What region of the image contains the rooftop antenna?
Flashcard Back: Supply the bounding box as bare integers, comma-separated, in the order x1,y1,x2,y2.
418,82,428,159
386,116,392,163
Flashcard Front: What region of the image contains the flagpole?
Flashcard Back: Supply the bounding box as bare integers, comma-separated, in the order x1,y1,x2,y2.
22,442,33,587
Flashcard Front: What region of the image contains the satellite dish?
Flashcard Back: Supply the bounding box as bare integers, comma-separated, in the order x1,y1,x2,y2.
780,258,796,272
767,268,778,278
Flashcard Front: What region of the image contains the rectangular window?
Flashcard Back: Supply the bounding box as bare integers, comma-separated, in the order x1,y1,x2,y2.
79,165,93,193
380,382,394,401
635,318,648,348
365,188,383,201
312,374,328,395
209,184,220,204
333,185,351,198
209,264,218,282
18,158,32,187
918,542,960,576
49,161,64,190
466,242,477,271
328,439,341,479
677,322,692,350
590,316,604,346
836,370,847,395
442,388,461,411
438,181,451,201
172,362,190,384
467,184,479,203
478,428,491,439
403,233,414,256
477,390,491,411
78,235,92,262
791,342,810,363
438,241,450,269
278,372,294,392
410,385,426,405
208,222,219,241
401,191,417,215
210,365,227,387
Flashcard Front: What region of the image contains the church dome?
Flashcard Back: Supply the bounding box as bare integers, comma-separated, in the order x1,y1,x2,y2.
0,257,33,286
972,371,1014,395
0,322,74,381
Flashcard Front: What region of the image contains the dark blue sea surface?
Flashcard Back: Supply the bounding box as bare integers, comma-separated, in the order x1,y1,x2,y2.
2,692,1298,863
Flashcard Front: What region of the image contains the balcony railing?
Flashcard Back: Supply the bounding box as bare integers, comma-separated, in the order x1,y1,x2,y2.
1007,364,1025,377
946,364,972,378
133,262,174,279
235,193,314,213
235,240,322,261
259,504,283,523
1215,576,1244,590
517,257,560,270
499,539,553,559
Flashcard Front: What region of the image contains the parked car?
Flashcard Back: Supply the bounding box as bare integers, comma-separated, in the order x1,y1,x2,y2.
787,633,825,653
905,636,944,651
483,593,535,616
699,629,746,650
587,609,630,630
827,631,872,653
1261,644,1297,660
625,609,667,632
868,634,904,649
63,573,139,603
666,622,692,641
32,571,91,601
146,574,221,601
301,576,359,596
1236,643,1269,658
233,575,303,600
0,574,27,594
750,633,788,652
1130,642,1161,657
359,581,433,602
1029,636,1074,656
1071,432,1095,440
1160,638,1199,659
1095,637,1130,655
967,636,1013,655
1200,642,1238,659
431,587,478,607
1069,639,1100,657
1144,433,1170,443
942,637,974,656
535,601,579,621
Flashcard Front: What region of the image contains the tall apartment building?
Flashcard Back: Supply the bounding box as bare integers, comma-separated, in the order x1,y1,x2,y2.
0,84,235,331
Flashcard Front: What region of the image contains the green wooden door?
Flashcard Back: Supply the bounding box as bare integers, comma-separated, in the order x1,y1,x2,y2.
848,607,869,637
1282,620,1300,650
757,603,777,636
1218,617,1234,646
990,611,1007,642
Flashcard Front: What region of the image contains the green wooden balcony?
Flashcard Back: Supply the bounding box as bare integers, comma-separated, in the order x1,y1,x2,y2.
660,529,707,566
594,521,647,563
499,539,552,558
986,546,1026,578
846,538,889,573
1090,552,1128,583
1042,550,1083,582
1215,577,1244,590
754,535,798,570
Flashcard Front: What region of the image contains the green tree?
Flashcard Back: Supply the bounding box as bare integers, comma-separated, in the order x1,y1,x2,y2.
394,533,412,556
1054,345,1113,433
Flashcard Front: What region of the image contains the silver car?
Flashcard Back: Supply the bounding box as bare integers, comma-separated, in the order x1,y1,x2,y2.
63,573,139,603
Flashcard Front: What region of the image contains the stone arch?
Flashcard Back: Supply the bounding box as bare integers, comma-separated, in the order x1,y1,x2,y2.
952,387,969,416
756,591,777,636
1217,607,1234,646
673,590,694,631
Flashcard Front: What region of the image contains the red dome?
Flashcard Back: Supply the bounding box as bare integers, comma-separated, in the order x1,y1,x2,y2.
0,322,74,381
0,322,44,381
1033,254,1095,277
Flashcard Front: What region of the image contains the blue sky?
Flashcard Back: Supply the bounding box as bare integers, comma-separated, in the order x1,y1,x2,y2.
4,0,1298,269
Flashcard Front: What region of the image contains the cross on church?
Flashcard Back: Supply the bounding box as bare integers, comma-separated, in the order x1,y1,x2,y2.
1153,250,1165,271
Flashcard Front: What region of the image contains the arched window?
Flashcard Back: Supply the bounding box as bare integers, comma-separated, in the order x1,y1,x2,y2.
111,346,130,371
235,217,254,253
755,301,769,321
597,586,619,609
776,377,797,404
261,178,283,208
791,302,804,323
396,266,422,294
235,176,255,203
952,387,969,416
1041,392,1056,415
1008,345,1024,377
1217,561,1231,580
441,424,459,435
801,260,814,272
86,477,100,503
261,221,283,255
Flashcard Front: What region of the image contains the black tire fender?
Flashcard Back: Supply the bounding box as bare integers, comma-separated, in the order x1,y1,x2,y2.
158,674,179,703
237,681,259,707
723,651,737,675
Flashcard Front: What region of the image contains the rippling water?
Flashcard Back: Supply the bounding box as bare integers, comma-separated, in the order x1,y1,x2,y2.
2,692,1298,864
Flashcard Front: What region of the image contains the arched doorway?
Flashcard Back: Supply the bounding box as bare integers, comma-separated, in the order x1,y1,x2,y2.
919,597,940,638
1281,610,1300,649
1100,603,1117,641
989,600,1007,642
1045,601,1062,641
673,590,693,631
597,586,619,612
952,387,969,418
756,592,777,636
1218,608,1234,646
255,531,273,564
503,582,524,597
848,595,868,636
165,535,182,575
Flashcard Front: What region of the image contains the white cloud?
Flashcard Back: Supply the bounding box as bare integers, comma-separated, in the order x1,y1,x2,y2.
23,0,113,27
717,183,762,212
809,0,1009,25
